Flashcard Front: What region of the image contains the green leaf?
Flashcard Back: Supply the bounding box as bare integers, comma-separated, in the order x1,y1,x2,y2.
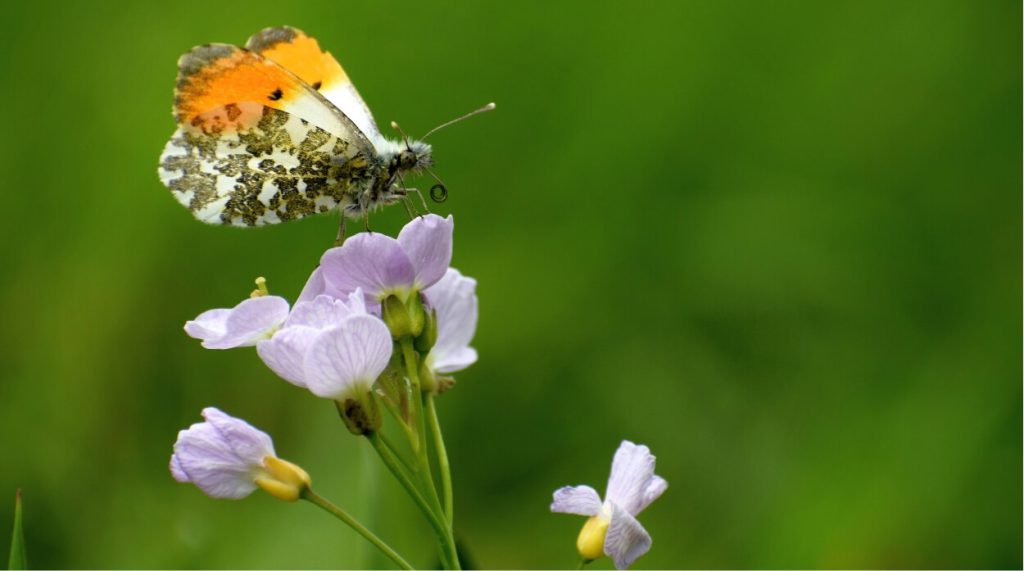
7,490,25,570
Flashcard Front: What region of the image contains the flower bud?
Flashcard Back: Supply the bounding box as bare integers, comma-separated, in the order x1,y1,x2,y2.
407,292,426,338
255,456,312,502
414,308,438,354
382,295,414,339
576,513,610,562
335,391,382,435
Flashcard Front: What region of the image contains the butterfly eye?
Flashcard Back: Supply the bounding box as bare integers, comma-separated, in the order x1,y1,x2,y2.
429,184,448,203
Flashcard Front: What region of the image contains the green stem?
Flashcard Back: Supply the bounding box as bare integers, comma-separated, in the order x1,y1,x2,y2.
425,393,454,526
378,429,417,477
400,337,460,570
301,488,413,570
366,432,454,569
576,558,589,570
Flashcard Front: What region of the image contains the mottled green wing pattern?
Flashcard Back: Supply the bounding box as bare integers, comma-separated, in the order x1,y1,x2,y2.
158,103,370,226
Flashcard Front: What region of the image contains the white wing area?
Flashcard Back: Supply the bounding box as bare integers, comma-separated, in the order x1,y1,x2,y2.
320,81,386,148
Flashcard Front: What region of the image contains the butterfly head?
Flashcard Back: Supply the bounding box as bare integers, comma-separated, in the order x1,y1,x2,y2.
396,139,434,172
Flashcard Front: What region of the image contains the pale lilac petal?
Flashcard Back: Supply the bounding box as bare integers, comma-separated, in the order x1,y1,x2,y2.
424,268,478,374
397,214,454,289
303,315,393,399
296,266,327,304
321,233,415,299
170,408,275,499
431,347,478,374
550,485,602,516
604,502,652,570
202,407,276,463
186,296,290,349
606,441,663,515
257,326,319,387
636,475,668,514
170,454,188,482
184,308,230,340
286,295,358,328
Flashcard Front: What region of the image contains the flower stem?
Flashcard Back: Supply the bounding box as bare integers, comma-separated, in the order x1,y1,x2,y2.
378,429,417,477
301,488,413,570
399,337,461,570
366,431,455,569
425,393,454,526
576,558,589,570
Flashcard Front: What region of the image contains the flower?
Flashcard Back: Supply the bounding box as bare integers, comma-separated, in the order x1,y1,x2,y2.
184,295,289,349
256,290,392,401
423,268,478,375
551,441,668,569
170,407,310,501
317,214,454,303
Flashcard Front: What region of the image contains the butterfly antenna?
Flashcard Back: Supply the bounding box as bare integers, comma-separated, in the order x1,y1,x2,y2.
421,102,496,140
425,168,449,203
390,120,412,149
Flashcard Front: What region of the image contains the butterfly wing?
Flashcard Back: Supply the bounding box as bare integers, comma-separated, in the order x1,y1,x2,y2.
159,44,373,226
246,26,385,146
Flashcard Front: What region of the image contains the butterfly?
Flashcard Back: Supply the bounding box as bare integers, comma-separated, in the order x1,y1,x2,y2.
158,26,492,229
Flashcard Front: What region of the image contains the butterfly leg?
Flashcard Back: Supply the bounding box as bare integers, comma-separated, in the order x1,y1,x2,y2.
333,213,347,247
401,196,418,219
410,188,431,214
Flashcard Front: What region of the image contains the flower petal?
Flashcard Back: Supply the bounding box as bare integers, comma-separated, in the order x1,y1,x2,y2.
604,502,652,570
296,266,327,304
184,308,230,340
303,315,393,399
550,485,602,516
424,268,478,374
321,233,415,299
397,214,454,289
202,407,276,463
186,296,290,349
637,475,668,514
606,441,664,516
257,326,318,387
287,295,358,329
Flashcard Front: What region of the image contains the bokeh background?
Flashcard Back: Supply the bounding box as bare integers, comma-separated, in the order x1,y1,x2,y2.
1,1,1020,568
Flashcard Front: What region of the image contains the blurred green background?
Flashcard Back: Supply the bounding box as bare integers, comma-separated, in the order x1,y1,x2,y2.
1,0,1019,568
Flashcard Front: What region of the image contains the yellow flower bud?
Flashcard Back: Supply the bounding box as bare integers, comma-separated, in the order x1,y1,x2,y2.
576,513,610,562
255,456,311,502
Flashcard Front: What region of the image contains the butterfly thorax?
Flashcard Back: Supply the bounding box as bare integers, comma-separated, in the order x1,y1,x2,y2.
350,138,433,216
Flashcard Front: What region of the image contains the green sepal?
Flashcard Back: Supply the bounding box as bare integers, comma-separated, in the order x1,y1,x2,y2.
335,391,382,436
414,308,437,354
382,295,413,339
374,352,412,424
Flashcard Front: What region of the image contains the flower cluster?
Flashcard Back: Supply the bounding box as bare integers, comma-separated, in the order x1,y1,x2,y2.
179,214,478,435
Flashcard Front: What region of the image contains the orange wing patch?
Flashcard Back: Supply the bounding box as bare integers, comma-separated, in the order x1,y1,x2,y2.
246,27,349,93
174,44,307,131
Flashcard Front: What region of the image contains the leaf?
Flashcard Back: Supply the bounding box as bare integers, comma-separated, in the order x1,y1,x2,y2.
7,490,25,570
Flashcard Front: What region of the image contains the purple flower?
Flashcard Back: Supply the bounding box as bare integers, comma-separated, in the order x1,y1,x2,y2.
256,290,393,400
317,214,454,303
184,295,289,349
170,407,310,501
551,441,668,569
423,268,478,374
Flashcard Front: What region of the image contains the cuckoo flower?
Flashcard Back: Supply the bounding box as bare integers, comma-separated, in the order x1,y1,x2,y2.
184,295,289,349
257,290,392,434
551,441,667,570
317,214,454,304
170,407,310,501
422,268,479,375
